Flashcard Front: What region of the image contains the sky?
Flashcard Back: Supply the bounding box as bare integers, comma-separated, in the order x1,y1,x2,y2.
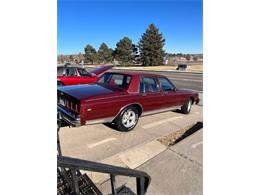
58,0,202,55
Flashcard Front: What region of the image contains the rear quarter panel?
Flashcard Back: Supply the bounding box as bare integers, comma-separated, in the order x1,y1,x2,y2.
81,93,142,124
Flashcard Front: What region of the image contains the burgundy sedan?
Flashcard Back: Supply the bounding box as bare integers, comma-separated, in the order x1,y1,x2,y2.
57,71,199,131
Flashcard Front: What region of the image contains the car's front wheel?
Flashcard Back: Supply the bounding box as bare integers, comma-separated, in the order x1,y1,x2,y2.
181,98,192,114
114,106,139,132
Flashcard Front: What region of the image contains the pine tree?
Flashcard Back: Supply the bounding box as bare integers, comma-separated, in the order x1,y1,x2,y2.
139,24,165,66
84,44,97,64
97,43,113,64
114,37,134,65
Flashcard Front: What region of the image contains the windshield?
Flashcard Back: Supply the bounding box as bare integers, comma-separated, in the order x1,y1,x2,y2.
97,73,131,89
78,68,91,76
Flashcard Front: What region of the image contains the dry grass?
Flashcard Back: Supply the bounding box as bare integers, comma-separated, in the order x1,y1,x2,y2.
157,126,192,146
86,64,203,73
114,64,203,72
186,64,203,72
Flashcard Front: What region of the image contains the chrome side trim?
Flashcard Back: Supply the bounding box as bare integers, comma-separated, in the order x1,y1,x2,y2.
141,105,182,117
85,105,181,126
85,117,114,125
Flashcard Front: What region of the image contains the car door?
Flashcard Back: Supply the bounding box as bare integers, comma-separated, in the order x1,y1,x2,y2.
138,76,164,112
64,67,80,85
158,77,184,107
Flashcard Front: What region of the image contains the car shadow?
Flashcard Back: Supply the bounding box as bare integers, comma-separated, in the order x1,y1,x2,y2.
103,122,119,131
169,121,203,146
172,109,182,114
108,185,136,195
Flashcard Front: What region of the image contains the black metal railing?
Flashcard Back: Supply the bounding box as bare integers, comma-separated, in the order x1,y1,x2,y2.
58,166,102,194
57,155,151,195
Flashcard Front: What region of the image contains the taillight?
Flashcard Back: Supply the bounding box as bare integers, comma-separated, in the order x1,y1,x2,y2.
58,95,79,114
75,104,78,113
68,101,79,113
70,102,74,110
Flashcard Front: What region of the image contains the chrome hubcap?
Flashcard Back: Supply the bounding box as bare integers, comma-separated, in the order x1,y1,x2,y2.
122,109,137,128
187,100,192,111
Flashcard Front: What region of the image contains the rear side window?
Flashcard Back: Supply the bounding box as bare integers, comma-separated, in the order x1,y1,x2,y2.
140,77,159,93
57,67,65,76
159,77,174,91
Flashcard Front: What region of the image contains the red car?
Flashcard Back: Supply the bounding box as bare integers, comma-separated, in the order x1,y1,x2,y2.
57,65,112,86
57,71,199,131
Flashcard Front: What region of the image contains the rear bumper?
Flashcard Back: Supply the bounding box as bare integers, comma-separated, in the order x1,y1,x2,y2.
57,105,81,127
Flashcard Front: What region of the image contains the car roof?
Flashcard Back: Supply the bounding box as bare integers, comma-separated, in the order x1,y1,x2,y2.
107,71,165,78
57,65,84,69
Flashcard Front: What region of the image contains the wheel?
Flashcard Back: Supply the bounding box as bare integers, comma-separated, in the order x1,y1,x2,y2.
114,106,139,132
181,98,192,114
57,81,64,87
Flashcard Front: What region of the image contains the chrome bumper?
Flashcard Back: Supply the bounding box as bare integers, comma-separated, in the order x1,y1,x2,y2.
57,105,81,127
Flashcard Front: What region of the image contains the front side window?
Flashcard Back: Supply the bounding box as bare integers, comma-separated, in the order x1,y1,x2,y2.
159,77,175,91
140,77,159,93
66,68,77,76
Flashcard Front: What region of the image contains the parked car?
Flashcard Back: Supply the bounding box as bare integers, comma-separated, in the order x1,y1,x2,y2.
176,64,187,71
57,71,199,131
57,65,112,86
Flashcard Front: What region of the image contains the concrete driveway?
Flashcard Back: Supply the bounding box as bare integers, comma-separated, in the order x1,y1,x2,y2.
59,105,202,162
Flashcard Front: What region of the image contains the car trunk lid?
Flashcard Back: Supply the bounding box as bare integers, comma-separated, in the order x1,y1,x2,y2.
90,65,113,77
57,84,119,100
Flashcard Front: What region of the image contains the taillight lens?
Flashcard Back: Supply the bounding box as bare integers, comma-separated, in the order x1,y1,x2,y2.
58,95,79,114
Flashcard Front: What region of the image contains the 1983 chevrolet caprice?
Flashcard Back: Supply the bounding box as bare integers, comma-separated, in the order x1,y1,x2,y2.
57,71,199,131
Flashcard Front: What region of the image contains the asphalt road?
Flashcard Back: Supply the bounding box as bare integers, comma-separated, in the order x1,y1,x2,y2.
117,70,203,92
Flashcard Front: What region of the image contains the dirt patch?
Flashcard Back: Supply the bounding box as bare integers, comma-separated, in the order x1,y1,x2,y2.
158,122,203,146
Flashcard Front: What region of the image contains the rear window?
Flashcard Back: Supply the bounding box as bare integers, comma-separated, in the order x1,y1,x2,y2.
97,73,131,89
